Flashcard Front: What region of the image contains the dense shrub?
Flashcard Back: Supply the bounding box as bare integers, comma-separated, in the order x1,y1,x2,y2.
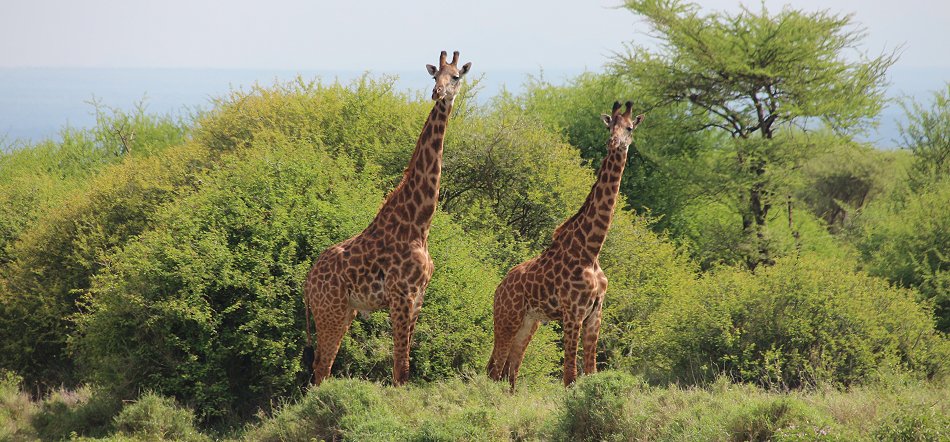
194,75,428,179
0,105,186,263
597,210,696,371
636,256,948,387
72,138,378,420
872,404,949,442
114,392,208,441
0,73,947,438
0,372,37,441
794,143,908,232
245,378,407,442
442,110,589,263
0,142,210,387
73,131,512,421
855,178,950,331
556,371,644,441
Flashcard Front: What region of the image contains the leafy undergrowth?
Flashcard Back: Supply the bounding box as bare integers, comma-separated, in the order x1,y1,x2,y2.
3,371,947,441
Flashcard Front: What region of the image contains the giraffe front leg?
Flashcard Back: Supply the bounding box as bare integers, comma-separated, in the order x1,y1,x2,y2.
562,316,582,386
582,296,603,376
389,295,416,386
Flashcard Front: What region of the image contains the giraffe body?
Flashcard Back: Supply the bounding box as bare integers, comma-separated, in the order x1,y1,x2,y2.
488,102,644,390
304,51,471,386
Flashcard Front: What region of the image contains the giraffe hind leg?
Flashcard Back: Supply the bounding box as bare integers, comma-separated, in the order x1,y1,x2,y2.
582,298,604,376
312,307,356,386
488,304,522,382
506,317,540,392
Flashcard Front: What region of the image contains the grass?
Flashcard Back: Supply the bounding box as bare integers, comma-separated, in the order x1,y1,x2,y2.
2,371,947,441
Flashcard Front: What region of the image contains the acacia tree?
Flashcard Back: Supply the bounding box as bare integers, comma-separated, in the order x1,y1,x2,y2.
614,0,896,269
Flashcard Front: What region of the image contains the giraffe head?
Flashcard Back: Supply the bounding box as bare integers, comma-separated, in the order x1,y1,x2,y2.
425,50,472,102
601,101,644,150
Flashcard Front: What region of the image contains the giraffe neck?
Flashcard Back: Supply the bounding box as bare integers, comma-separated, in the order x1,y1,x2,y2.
552,138,628,258
368,98,452,239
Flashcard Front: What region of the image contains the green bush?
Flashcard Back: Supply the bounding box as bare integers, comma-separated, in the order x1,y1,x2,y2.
73,138,380,420
726,399,839,442
556,371,644,442
637,256,948,387
73,130,511,422
0,104,186,264
114,392,207,442
872,404,949,442
509,72,719,236
598,210,697,372
0,142,210,388
245,378,406,442
855,178,950,331
31,385,120,440
194,75,428,179
442,109,589,263
388,376,561,442
0,372,37,441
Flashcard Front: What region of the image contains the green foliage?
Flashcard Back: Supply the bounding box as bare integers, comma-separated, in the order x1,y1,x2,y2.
614,0,897,268
194,75,428,180
794,142,908,232
442,107,589,263
0,142,210,388
636,256,947,387
71,81,520,422
727,398,840,442
900,82,950,185
31,386,120,440
0,105,187,266
2,374,950,440
0,372,37,441
598,210,697,369
855,179,950,331
872,404,949,442
0,63,946,439
113,393,208,442
73,138,379,421
245,378,407,442
617,0,895,134
0,103,188,387
507,72,714,235
556,371,645,441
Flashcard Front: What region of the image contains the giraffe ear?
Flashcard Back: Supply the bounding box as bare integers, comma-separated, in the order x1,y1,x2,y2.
634,114,645,126
426,64,438,76
601,114,612,126
460,62,472,76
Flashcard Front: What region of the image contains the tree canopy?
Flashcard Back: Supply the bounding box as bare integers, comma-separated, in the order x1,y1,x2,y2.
614,0,897,268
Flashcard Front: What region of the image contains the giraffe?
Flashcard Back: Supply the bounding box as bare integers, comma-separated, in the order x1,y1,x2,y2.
303,51,471,386
487,101,644,390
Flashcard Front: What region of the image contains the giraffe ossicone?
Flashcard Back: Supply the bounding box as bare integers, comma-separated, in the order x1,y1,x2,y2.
303,50,471,387
487,101,644,391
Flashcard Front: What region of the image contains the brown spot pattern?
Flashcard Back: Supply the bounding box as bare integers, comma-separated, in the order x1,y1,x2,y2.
487,104,642,391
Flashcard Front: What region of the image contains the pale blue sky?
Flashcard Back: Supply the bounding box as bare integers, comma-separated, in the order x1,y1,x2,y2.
2,0,948,71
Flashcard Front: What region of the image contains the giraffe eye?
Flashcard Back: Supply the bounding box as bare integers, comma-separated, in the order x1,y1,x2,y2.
626,126,634,132
452,75,460,80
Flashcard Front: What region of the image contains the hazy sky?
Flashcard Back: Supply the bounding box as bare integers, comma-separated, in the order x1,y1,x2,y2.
2,0,949,71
